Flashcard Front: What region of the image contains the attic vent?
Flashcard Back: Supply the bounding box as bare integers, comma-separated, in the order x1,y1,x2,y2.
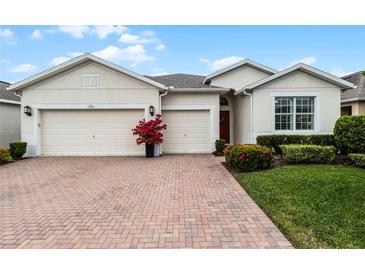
82,74,100,88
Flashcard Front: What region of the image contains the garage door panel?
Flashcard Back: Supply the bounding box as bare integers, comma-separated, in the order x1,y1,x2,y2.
162,110,210,153
41,109,144,156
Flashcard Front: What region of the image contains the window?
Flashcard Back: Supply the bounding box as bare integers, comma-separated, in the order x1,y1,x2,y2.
82,74,100,88
275,96,315,131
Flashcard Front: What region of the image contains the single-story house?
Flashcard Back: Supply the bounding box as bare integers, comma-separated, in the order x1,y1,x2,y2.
8,53,355,157
0,81,21,148
341,71,365,115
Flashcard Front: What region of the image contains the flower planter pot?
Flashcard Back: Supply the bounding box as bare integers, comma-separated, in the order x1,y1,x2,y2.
145,143,154,158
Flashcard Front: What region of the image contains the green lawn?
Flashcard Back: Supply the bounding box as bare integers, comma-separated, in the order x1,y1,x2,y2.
235,165,365,248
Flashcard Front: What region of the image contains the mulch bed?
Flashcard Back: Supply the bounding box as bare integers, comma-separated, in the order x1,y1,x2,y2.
212,151,224,157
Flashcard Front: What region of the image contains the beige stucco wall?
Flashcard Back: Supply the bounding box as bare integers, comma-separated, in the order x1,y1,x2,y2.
21,61,160,156
161,93,219,151
251,70,341,141
0,103,21,148
209,64,272,145
360,102,365,113
341,101,365,115
209,65,271,90
233,95,251,144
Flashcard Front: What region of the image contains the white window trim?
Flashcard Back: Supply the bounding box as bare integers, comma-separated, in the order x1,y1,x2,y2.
270,92,320,134
82,73,101,89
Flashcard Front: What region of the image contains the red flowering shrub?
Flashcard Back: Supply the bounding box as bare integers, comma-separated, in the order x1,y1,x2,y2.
224,144,272,172
131,114,167,145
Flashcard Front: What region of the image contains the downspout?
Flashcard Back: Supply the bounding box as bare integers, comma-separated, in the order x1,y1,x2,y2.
159,87,169,114
242,89,254,144
14,91,22,99
157,87,169,156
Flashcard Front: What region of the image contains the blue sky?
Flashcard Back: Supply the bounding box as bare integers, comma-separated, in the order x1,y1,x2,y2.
1,25,364,83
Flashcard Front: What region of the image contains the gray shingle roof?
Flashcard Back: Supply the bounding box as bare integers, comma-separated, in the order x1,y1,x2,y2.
341,71,365,102
0,81,20,102
145,73,223,89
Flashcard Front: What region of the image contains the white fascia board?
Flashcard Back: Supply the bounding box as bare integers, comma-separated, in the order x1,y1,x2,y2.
237,63,356,94
0,99,21,105
8,53,167,91
168,88,231,94
203,58,277,84
341,97,365,103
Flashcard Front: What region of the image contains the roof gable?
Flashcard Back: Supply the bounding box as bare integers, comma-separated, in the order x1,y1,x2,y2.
203,59,277,84
341,71,365,102
237,63,356,93
8,53,166,91
26,61,158,90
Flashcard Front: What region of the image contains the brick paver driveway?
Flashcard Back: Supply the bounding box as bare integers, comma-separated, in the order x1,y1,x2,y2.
0,155,292,248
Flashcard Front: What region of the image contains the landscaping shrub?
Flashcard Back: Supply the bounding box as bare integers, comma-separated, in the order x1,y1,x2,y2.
223,145,233,163
280,144,336,164
224,144,272,172
9,142,27,160
131,114,167,145
0,147,12,164
349,154,365,168
215,139,226,153
257,134,334,154
334,115,365,154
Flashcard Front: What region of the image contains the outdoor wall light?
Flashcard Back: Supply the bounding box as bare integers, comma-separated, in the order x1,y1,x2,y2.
149,105,155,116
24,105,32,116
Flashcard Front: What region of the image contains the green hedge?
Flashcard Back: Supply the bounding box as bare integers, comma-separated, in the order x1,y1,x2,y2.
334,115,365,154
0,147,12,164
215,139,226,153
280,144,336,164
256,134,334,154
349,154,365,168
9,142,27,160
224,144,272,172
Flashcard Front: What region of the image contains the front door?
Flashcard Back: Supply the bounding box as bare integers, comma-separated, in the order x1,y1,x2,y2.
219,111,230,143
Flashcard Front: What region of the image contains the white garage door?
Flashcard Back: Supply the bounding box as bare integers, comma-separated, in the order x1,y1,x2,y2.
162,109,211,153
41,109,145,156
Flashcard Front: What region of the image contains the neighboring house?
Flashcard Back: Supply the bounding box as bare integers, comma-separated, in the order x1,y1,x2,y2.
341,71,365,115
0,81,21,148
8,54,354,157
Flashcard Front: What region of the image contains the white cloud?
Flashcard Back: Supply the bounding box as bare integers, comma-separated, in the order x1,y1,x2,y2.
118,31,157,44
330,68,354,77
68,51,84,58
155,44,166,51
288,56,316,67
118,34,140,44
58,25,127,39
50,56,70,66
0,28,13,38
93,44,155,67
91,25,127,39
149,68,169,76
9,64,37,73
58,25,90,38
31,29,42,39
200,56,243,71
50,52,84,66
